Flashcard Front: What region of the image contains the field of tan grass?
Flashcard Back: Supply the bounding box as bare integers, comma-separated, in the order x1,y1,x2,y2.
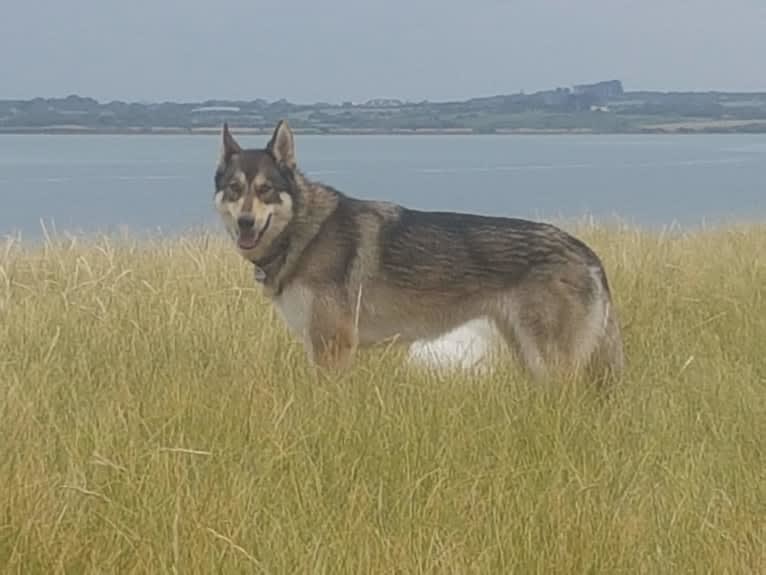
1,222,764,573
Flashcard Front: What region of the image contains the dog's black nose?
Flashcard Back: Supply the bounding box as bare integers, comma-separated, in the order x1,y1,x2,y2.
237,214,255,230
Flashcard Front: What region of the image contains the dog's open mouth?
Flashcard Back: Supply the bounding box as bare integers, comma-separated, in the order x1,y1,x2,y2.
237,213,272,251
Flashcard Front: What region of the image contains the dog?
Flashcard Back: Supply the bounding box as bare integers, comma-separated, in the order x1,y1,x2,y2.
213,120,625,382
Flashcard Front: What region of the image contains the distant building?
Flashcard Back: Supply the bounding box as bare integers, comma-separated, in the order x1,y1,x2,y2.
363,98,404,108
540,87,571,107
191,106,241,113
573,80,624,102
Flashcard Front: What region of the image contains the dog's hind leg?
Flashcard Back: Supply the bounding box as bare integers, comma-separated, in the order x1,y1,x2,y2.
491,283,593,382
493,315,551,381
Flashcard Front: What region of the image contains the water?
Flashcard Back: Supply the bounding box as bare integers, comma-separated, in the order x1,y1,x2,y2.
1,133,765,239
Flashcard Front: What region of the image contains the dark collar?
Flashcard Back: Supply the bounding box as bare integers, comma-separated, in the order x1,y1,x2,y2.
251,242,288,286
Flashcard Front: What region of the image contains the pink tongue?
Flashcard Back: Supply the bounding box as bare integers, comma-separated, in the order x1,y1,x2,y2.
238,234,257,249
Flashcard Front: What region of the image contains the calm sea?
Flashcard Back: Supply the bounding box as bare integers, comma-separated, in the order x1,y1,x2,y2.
1,133,765,239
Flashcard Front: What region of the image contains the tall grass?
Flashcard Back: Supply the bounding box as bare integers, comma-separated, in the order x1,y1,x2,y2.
1,222,764,573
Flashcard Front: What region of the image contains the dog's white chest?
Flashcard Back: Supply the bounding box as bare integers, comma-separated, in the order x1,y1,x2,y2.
272,284,314,340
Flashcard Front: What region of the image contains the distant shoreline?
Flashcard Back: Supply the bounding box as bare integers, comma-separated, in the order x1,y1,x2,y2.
3,122,766,136
5,81,766,135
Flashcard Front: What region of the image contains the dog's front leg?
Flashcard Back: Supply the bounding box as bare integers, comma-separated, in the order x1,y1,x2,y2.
307,297,357,370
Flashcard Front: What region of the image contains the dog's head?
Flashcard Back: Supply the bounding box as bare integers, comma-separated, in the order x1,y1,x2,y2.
213,120,298,261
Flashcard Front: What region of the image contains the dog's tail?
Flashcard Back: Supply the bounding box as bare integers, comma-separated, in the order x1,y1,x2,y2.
588,265,625,383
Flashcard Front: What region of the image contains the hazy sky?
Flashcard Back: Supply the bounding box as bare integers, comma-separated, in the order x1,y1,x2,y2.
2,0,765,103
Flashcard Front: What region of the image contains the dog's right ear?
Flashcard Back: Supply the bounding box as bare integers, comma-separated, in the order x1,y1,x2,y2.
221,122,242,161
266,120,296,170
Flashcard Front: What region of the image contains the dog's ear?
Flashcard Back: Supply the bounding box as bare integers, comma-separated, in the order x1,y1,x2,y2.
221,122,241,161
266,120,296,170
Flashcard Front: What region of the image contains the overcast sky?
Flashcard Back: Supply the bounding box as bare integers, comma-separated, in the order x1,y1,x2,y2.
2,0,765,103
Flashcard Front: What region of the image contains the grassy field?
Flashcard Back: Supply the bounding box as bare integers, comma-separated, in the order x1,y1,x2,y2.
1,222,764,573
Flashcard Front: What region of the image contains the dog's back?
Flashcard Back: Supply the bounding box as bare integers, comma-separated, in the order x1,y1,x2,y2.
346,203,625,380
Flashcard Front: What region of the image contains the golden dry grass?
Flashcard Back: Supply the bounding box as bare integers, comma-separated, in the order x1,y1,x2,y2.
1,222,764,573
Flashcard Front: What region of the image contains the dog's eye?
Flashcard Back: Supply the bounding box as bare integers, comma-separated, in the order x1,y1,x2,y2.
227,182,244,197
258,186,277,201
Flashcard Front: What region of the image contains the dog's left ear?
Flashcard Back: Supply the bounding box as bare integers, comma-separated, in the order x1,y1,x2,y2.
267,120,296,170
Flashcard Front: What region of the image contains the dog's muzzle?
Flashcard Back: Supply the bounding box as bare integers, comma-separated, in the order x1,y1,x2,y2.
237,213,272,250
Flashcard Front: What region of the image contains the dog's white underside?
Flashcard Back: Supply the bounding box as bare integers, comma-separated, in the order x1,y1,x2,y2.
272,283,499,372
406,318,501,373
